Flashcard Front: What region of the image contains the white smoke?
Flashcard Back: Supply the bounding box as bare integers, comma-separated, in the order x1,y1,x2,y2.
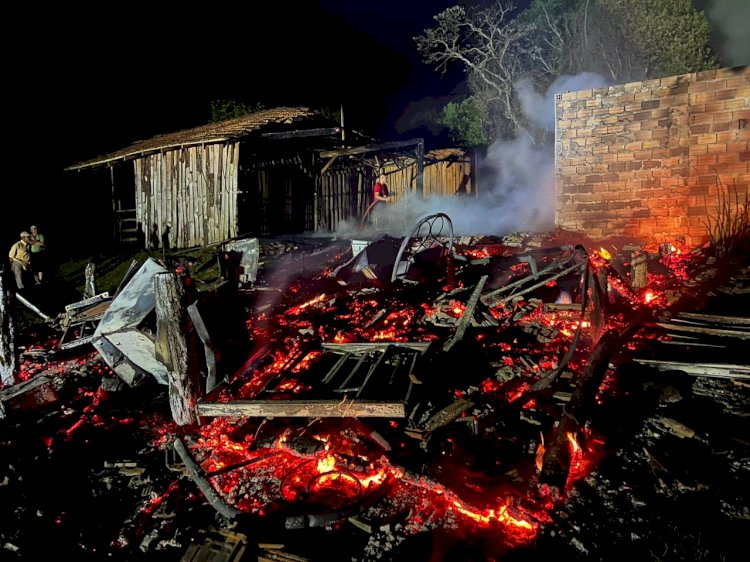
705,0,750,66
335,72,609,238
516,73,610,130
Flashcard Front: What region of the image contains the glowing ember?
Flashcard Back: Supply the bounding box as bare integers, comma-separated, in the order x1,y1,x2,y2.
599,247,612,260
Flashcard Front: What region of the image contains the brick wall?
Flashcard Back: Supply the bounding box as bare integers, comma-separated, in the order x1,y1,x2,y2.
555,66,749,245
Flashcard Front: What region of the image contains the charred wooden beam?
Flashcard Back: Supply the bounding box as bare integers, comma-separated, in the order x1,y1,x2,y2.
261,127,341,140
480,252,578,305
0,268,15,386
319,138,424,158
481,262,584,308
155,273,202,425
540,319,643,490
444,275,487,352
633,359,750,379
356,345,392,397
675,312,750,326
322,342,431,354
196,399,406,418
644,322,750,339
630,251,648,289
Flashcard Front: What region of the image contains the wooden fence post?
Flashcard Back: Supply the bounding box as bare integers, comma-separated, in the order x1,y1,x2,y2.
84,262,97,299
0,267,16,386
154,272,201,425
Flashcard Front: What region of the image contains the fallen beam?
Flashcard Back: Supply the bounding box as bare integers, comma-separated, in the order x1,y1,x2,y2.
444,275,487,352
633,359,750,379
481,262,584,308
196,399,406,418
322,342,431,354
675,312,750,326
645,322,750,339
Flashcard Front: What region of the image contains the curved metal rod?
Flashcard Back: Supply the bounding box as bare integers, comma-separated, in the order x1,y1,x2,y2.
391,213,454,283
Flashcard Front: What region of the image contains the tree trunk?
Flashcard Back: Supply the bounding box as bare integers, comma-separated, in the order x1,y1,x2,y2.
0,267,16,386
154,272,201,425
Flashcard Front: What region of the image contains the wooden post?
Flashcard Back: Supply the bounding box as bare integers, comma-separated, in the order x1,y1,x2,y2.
631,251,648,289
154,272,201,425
415,140,425,196
0,267,16,386
84,262,97,299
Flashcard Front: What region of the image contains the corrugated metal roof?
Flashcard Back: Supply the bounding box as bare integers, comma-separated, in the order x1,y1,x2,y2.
67,107,319,170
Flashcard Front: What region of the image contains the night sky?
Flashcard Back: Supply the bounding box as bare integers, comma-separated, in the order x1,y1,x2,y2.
6,1,480,247
5,0,747,249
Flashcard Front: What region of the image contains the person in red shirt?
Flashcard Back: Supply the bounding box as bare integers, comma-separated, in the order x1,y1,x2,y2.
373,174,392,203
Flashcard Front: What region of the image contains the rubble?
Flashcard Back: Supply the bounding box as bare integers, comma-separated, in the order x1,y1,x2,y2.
0,226,748,561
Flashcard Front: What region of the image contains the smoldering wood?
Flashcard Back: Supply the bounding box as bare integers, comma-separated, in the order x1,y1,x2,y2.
644,322,750,339
421,398,475,434
355,345,392,397
480,253,578,306
321,352,351,384
172,438,242,520
0,372,55,418
481,262,584,308
196,400,406,418
588,265,609,339
630,252,648,289
633,359,750,379
540,318,643,490
0,267,16,386
155,273,201,425
443,275,488,352
543,303,583,312
674,312,750,326
322,342,431,354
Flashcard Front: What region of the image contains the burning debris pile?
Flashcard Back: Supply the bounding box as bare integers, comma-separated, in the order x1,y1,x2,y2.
1,217,748,561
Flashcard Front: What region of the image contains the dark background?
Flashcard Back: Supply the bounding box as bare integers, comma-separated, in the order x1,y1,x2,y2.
5,0,745,255
4,1,481,254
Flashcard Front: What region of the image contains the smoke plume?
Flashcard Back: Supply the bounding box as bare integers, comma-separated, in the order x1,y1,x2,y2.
338,72,608,238
704,0,750,66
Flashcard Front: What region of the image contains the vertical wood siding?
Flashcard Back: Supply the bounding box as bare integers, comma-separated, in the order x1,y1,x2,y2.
315,155,473,231
133,143,239,248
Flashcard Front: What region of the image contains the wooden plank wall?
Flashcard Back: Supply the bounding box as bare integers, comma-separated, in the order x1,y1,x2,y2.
317,168,369,232
316,156,473,231
383,157,473,200
134,143,239,248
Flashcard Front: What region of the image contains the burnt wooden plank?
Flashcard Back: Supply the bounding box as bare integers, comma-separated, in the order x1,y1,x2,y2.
322,342,431,354
196,400,406,418
444,275,487,352
645,322,750,339
633,359,750,379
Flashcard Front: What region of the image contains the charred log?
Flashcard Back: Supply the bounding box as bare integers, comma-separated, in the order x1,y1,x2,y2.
540,319,643,490
155,272,202,425
0,267,15,386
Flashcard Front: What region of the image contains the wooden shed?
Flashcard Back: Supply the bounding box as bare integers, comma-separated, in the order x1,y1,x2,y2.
67,107,476,248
